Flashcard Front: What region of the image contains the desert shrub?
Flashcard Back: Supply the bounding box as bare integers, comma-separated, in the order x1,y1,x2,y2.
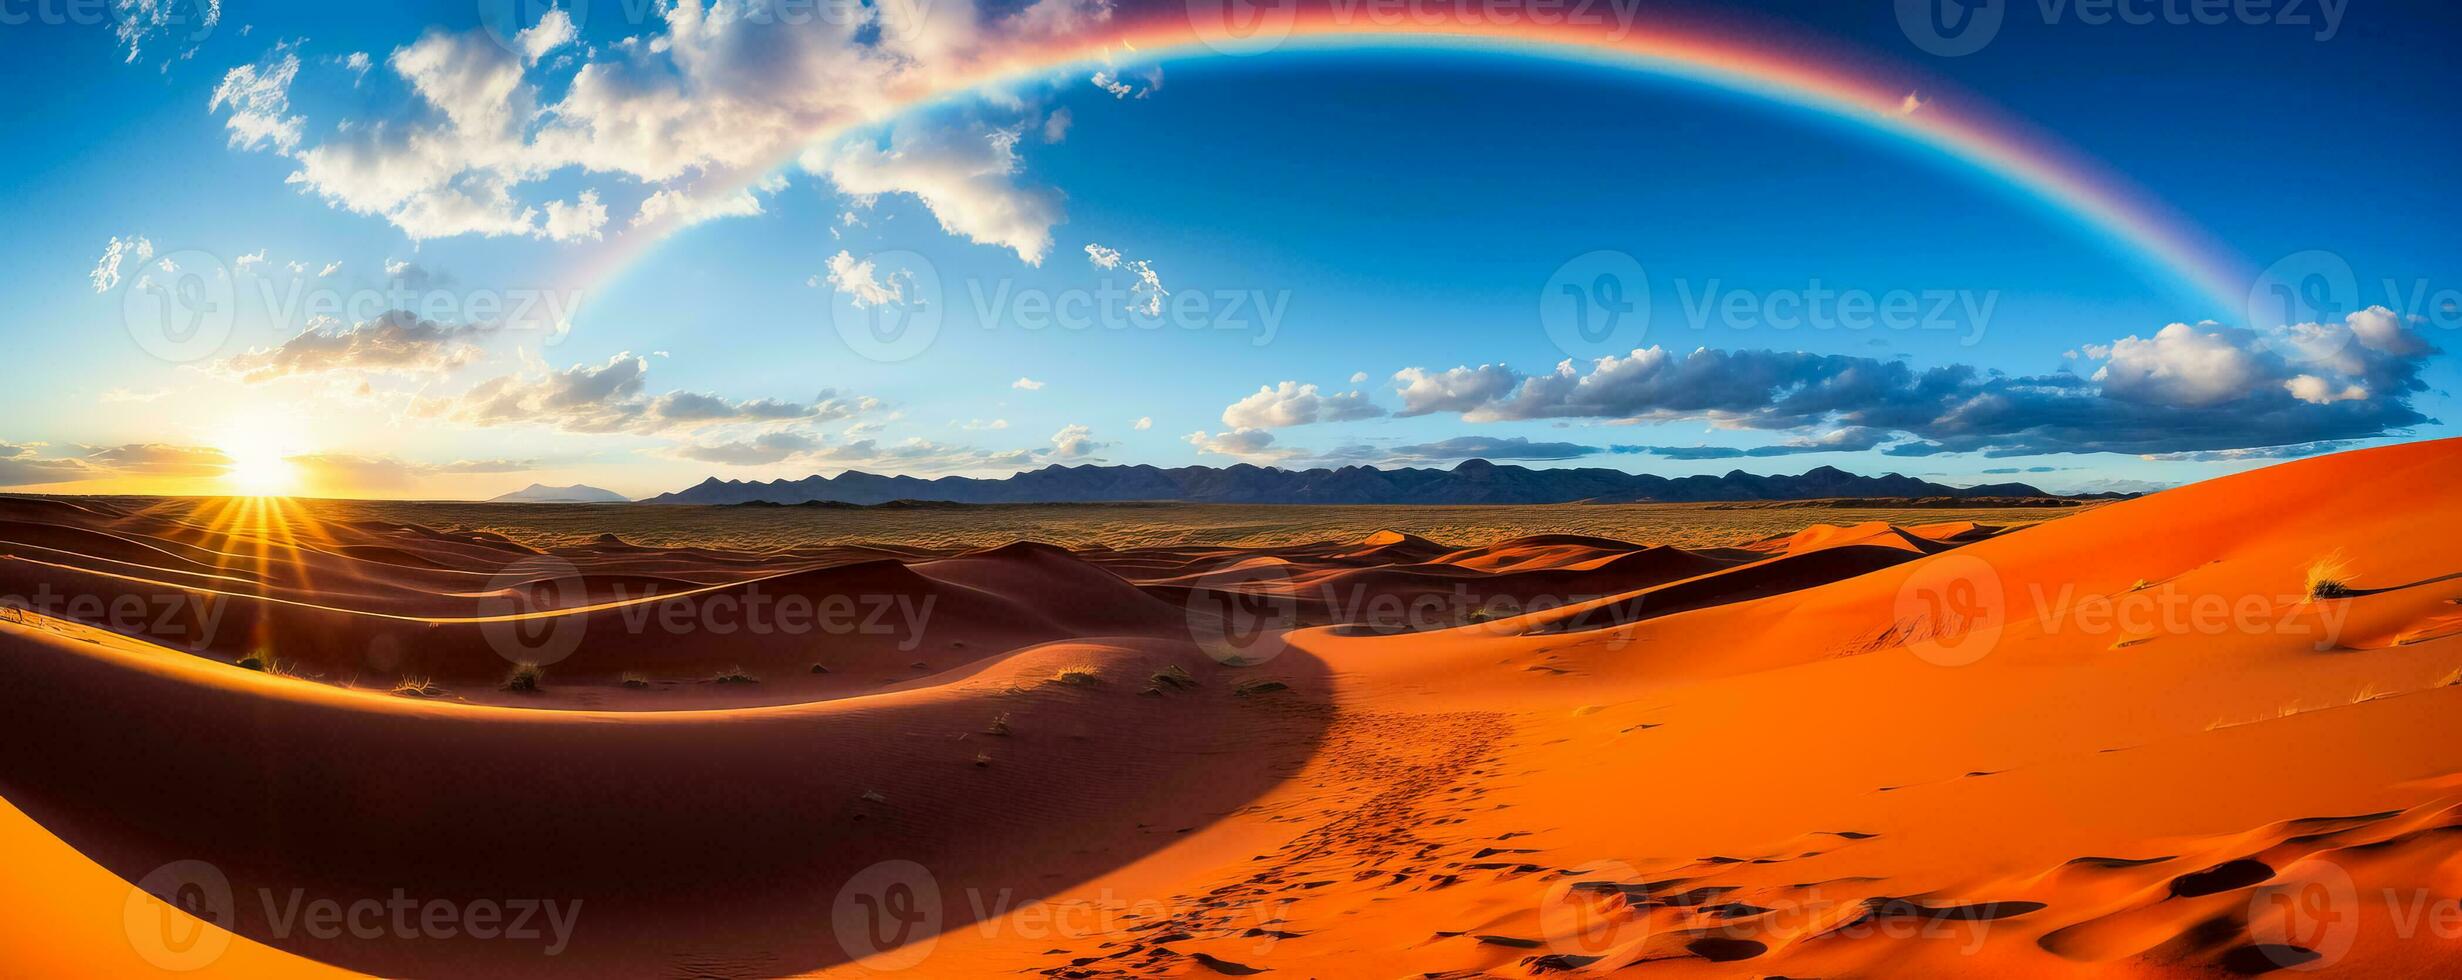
2306,552,2358,600
1050,665,1102,686
503,662,544,692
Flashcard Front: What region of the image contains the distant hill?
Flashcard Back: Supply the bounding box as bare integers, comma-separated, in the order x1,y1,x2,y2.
643,461,2062,507
488,483,630,504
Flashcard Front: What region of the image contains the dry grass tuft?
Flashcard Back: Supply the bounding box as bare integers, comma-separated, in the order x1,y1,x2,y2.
503,662,545,692
1050,665,1102,686
2306,552,2358,600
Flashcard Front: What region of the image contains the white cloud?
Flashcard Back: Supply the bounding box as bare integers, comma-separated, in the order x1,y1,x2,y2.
318,261,343,277
515,8,576,63
416,353,879,436
113,0,224,67
1042,106,1072,143
2284,375,2368,404
1012,377,1045,391
210,42,304,152
214,310,493,383
541,189,609,242
1183,427,1283,461
804,119,1061,264
818,250,907,307
2091,321,2266,407
1349,371,1368,384
1222,381,1385,428
1049,423,1105,459
1082,241,1166,316
1133,416,1152,430
209,1,1123,257
629,175,783,231
89,236,154,293
235,250,268,272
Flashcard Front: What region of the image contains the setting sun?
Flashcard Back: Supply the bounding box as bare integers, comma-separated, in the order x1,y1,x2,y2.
212,413,306,496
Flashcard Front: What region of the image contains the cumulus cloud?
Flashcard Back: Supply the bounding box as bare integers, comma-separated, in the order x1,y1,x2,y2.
672,430,825,466
1183,427,1282,461
414,353,879,436
1221,381,1385,429
1012,377,1045,391
1389,312,2436,457
805,118,1061,263
213,310,493,383
540,189,609,242
0,443,97,487
1133,416,1152,430
1048,423,1106,459
212,1,1116,252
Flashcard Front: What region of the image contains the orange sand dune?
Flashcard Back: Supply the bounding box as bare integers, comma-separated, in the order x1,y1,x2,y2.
3,440,2461,976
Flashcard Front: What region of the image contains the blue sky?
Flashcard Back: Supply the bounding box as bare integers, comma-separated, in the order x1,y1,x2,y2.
2,0,2454,499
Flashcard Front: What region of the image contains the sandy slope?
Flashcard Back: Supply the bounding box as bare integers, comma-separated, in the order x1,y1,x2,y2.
2,440,2459,976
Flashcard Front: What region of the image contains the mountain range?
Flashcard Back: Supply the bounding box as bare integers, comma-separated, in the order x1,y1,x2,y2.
643,460,2078,506
489,483,631,503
